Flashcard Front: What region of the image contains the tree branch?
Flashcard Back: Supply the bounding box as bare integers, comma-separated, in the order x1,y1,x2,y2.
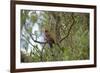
21,34,36,48
30,34,47,44
40,43,46,61
59,13,75,42
24,24,47,44
22,34,42,56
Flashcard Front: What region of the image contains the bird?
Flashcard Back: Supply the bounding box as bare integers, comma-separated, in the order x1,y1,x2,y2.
44,29,55,48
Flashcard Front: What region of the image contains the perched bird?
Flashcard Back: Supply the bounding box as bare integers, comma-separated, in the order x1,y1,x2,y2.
44,29,55,48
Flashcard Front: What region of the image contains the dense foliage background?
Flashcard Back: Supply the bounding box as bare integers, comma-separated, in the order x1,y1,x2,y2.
20,10,89,62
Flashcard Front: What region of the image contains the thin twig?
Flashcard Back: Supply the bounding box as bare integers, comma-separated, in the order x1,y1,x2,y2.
40,43,46,61
21,34,36,48
22,34,41,55
24,24,47,44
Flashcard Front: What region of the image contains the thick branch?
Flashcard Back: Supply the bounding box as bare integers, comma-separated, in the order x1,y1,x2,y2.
59,13,75,42
30,34,47,44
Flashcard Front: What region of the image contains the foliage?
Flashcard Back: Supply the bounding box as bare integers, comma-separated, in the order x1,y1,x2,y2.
20,10,89,62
